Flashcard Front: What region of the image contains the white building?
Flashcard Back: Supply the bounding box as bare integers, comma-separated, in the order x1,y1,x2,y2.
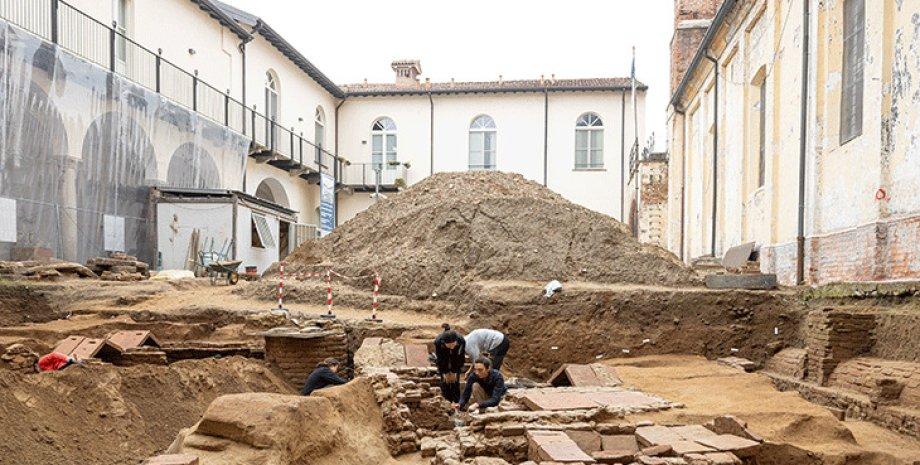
0,0,645,274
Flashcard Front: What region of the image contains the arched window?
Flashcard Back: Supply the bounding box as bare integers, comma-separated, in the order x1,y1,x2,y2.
371,117,397,170
468,115,496,170
575,112,604,169
314,106,326,162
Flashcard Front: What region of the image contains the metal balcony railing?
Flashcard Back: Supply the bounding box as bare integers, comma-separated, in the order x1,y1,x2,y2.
0,0,341,175
340,163,407,189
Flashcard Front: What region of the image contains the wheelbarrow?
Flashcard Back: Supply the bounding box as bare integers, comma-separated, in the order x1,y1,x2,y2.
207,259,243,285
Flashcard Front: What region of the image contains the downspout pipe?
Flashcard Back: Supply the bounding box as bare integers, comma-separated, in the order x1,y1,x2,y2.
237,31,253,192
620,90,626,221
674,105,687,262
796,0,811,285
704,52,719,258
428,90,434,175
543,87,549,186
334,97,348,228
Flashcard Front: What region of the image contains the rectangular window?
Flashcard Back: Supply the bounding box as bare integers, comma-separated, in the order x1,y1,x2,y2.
758,81,766,188
114,0,128,64
251,213,275,249
469,132,496,170
840,0,865,144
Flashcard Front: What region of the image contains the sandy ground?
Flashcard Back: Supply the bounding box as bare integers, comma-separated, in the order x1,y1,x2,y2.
609,355,920,464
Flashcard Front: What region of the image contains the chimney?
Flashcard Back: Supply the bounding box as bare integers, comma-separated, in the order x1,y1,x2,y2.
671,0,723,95
391,59,422,86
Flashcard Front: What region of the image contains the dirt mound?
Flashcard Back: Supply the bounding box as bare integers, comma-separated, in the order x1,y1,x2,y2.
0,282,64,326
0,357,290,465
169,378,394,465
285,171,698,299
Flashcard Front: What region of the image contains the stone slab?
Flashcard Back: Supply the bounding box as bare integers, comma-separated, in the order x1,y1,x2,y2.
670,425,718,442
669,440,715,455
584,391,665,410
635,426,684,447
108,330,160,350
721,242,755,270
53,336,85,357
549,364,622,387
404,343,430,368
694,434,759,453
522,392,599,411
705,274,777,290
527,430,596,463
565,430,602,452
685,452,741,464
71,338,108,360
601,434,639,452
591,450,636,464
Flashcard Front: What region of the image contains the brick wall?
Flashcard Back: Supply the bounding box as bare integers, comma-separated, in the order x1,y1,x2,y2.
263,327,349,387
763,347,807,380
638,160,669,248
671,0,722,93
828,358,920,407
804,309,875,385
761,213,920,285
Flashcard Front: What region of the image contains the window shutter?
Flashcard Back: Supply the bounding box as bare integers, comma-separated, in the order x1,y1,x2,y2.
840,0,865,144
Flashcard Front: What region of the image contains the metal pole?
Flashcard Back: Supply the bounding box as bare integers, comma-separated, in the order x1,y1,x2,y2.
796,0,811,285
109,22,116,72
374,166,381,202
224,91,230,126
155,49,162,93
50,0,59,44
192,70,199,111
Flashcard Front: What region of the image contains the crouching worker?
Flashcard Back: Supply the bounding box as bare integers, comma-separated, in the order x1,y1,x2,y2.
434,324,466,403
465,328,510,371
300,358,347,396
455,357,506,413
37,352,79,372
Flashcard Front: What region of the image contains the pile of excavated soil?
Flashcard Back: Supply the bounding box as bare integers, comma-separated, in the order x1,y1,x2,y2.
0,357,291,465
0,282,64,326
285,172,698,299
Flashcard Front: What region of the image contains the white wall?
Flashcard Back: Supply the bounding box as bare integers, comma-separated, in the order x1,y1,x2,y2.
156,203,234,270
338,90,646,220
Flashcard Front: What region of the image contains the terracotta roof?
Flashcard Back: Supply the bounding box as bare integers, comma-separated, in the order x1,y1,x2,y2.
343,77,645,96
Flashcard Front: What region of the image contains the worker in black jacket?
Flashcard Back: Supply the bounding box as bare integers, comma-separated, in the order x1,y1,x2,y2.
455,357,506,412
434,324,466,403
300,358,347,396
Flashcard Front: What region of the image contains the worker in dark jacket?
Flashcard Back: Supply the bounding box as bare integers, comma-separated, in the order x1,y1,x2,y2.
455,357,507,413
434,324,466,403
300,358,347,396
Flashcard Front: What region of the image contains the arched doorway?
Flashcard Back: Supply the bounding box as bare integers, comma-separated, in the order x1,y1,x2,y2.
254,177,290,208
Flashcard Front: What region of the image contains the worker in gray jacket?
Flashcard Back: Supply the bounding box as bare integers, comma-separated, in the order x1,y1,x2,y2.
464,328,510,370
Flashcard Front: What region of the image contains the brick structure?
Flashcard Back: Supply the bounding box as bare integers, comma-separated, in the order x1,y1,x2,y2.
671,0,723,93
636,156,669,249
262,324,349,387
804,309,876,385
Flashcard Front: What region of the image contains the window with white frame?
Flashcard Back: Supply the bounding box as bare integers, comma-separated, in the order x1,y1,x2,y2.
575,113,604,169
113,0,129,66
251,212,275,249
468,115,496,170
371,117,397,170
265,71,279,145
315,106,326,162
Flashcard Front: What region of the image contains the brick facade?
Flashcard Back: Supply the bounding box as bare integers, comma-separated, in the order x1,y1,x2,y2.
804,309,875,385
671,0,722,93
761,214,920,285
637,159,669,248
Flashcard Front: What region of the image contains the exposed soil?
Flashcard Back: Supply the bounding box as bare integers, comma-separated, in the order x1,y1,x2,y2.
608,355,920,465
467,280,804,379
279,171,700,299
0,357,291,465
0,281,65,326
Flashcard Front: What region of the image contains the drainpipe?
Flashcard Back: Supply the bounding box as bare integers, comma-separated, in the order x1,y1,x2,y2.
796,0,811,285
674,106,687,262
543,87,549,186
704,52,719,258
334,97,348,228
238,26,255,192
428,88,434,175
620,90,626,221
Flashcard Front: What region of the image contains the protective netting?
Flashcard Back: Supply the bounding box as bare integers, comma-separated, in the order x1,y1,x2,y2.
0,20,248,265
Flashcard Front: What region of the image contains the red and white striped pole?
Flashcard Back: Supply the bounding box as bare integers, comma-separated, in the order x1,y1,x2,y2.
276,261,285,311
368,272,382,322
322,267,335,319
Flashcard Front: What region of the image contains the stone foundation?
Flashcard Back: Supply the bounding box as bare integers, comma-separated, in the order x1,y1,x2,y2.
262,322,349,387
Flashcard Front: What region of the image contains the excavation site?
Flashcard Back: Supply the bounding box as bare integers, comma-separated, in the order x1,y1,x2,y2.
1,173,918,465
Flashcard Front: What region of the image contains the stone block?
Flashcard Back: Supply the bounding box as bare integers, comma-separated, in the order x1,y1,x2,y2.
635,426,682,447
601,435,639,452
704,274,777,290
694,435,759,453
641,444,672,456
591,450,636,464
143,454,199,465
527,430,596,463
565,430,602,452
